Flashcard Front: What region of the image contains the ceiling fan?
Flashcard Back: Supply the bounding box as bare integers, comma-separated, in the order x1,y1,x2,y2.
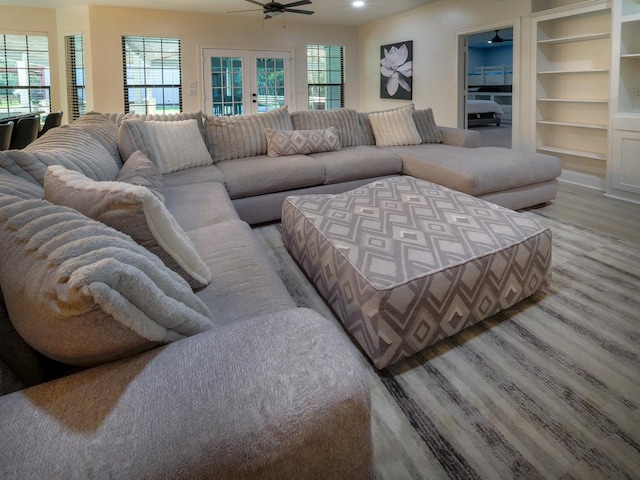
488,30,513,44
228,0,315,19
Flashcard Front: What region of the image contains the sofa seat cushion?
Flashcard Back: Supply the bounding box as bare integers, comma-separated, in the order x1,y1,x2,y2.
162,164,225,187
164,181,239,232
0,196,213,367
394,144,562,196
308,146,402,185
190,220,297,325
216,154,325,199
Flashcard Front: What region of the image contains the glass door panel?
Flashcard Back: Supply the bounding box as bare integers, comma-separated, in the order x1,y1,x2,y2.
210,56,243,116
203,49,290,116
255,56,286,112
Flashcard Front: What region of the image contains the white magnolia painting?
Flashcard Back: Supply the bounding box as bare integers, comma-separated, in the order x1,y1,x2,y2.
380,41,413,100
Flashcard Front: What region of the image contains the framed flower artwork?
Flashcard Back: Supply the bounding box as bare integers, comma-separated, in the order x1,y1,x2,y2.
380,41,413,100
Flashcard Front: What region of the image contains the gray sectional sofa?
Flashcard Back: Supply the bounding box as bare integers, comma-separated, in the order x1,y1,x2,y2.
0,104,561,479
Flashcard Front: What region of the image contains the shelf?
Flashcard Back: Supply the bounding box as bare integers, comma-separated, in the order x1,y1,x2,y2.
538,68,609,74
537,97,609,103
621,53,640,58
538,32,610,44
537,145,607,161
537,120,608,129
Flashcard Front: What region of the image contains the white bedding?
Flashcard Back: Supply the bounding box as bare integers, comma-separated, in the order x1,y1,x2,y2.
467,99,504,116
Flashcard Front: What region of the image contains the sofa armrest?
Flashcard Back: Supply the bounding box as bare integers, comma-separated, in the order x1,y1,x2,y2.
438,126,482,148
0,308,372,480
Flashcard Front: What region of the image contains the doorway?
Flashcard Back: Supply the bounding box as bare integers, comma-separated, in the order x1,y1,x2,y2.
202,49,292,116
458,24,517,148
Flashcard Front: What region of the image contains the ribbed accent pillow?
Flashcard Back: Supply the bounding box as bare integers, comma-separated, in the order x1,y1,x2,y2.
117,150,165,203
44,166,212,290
368,105,422,147
265,127,341,157
413,108,444,144
358,104,415,146
290,108,361,148
118,119,213,174
0,196,213,367
126,111,206,142
203,105,293,163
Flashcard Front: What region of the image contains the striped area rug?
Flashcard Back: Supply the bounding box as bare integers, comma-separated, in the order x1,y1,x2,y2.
252,211,640,480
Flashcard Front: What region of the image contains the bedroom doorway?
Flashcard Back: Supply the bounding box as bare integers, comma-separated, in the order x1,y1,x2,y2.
458,23,518,149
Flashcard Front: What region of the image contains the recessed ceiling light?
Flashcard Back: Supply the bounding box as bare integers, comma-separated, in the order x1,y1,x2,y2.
353,1,365,7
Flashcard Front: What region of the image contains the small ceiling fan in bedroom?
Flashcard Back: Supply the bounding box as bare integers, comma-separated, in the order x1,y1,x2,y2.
228,0,315,19
488,30,513,44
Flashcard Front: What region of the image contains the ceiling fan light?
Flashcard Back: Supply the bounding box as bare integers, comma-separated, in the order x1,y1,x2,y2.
267,10,283,17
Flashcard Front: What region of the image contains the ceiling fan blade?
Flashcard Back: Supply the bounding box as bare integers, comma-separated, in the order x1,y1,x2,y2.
282,0,312,7
228,8,263,13
283,8,314,14
245,0,266,6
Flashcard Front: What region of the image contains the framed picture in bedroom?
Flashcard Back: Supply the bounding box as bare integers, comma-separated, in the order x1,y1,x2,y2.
380,40,413,100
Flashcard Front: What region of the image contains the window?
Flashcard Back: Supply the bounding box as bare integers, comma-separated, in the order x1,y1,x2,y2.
0,34,51,118
307,45,344,110
65,34,85,121
122,36,181,114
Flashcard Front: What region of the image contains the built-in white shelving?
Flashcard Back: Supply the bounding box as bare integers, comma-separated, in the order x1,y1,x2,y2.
532,1,611,190
607,0,640,202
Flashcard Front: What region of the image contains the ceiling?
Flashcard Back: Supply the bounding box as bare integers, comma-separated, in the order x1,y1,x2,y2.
0,0,440,27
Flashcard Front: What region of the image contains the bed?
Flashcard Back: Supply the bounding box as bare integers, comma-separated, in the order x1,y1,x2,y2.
467,99,504,127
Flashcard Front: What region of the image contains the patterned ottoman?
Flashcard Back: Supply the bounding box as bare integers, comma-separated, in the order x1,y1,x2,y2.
281,176,552,369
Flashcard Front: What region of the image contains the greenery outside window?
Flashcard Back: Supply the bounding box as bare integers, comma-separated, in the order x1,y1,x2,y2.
307,45,344,110
122,36,181,114
0,34,51,118
65,34,86,121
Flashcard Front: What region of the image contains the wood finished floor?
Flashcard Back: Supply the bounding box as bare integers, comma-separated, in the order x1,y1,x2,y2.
532,183,640,247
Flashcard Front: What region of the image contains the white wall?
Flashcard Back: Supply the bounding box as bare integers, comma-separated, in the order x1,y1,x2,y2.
1,5,360,116
358,0,533,146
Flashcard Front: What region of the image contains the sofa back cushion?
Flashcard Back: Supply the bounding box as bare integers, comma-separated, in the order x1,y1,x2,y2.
118,119,213,174
116,150,165,203
43,166,211,290
290,108,361,148
203,105,293,163
0,195,213,367
71,111,123,167
0,125,121,186
0,168,43,199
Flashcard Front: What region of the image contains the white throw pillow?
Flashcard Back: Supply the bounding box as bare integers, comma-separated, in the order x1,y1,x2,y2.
118,118,212,174
44,165,212,290
368,104,422,147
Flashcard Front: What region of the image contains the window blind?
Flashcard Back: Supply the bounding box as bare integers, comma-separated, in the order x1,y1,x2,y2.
122,36,182,114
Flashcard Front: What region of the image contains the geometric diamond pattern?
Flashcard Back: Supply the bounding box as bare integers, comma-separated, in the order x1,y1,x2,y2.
282,176,552,369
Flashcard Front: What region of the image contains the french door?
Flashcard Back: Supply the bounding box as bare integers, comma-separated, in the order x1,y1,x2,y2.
202,49,291,116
